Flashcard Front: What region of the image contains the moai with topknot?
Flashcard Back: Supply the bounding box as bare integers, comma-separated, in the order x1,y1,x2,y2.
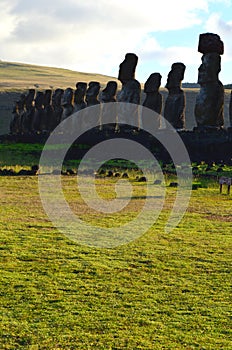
194,33,224,129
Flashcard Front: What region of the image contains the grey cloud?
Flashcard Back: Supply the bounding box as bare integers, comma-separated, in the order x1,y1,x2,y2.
8,0,163,32
217,18,232,34
11,18,62,42
10,0,112,25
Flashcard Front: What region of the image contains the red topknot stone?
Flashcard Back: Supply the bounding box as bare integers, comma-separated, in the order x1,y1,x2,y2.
198,33,224,55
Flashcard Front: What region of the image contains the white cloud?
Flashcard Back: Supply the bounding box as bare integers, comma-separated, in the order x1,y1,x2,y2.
205,13,232,58
0,0,231,82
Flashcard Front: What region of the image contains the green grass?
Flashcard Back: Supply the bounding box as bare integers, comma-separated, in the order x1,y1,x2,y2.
1,142,232,177
0,174,231,349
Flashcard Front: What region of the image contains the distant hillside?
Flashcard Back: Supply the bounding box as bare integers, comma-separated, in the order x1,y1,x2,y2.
224,84,232,90
183,82,232,90
0,60,119,91
182,83,200,88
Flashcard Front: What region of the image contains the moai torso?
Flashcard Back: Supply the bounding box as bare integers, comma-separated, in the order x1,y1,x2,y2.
164,62,186,130
10,93,26,134
21,89,35,133
32,91,45,133
142,73,162,129
43,89,53,132
229,91,232,127
100,81,118,131
51,88,64,130
74,82,87,112
82,82,101,131
61,88,74,122
117,53,140,129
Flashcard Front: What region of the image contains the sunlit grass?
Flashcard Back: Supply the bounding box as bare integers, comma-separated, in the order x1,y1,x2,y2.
0,174,231,349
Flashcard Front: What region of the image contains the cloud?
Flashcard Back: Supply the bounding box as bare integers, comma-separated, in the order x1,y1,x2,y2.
205,12,232,58
8,0,209,31
136,36,198,65
0,0,231,83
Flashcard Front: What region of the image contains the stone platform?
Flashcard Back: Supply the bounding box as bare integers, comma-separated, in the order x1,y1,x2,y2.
1,128,232,164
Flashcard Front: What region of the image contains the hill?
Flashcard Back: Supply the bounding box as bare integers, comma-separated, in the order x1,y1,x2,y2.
0,60,118,91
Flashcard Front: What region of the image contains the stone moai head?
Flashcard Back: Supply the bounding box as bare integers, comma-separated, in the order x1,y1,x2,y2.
198,53,221,84
197,33,223,85
44,89,52,107
166,63,186,91
101,81,118,102
25,89,35,109
144,73,162,93
86,81,101,105
52,89,64,107
17,94,26,110
61,88,73,107
118,53,138,85
74,82,87,104
35,92,44,109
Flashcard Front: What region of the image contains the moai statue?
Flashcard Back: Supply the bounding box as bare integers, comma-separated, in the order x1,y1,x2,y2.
21,89,35,133
101,81,118,103
86,81,100,106
43,89,53,132
229,91,232,127
61,87,74,122
142,73,162,129
32,91,45,133
74,82,87,112
10,93,26,134
118,53,138,86
100,81,118,132
84,82,101,131
117,53,141,131
50,88,64,130
194,33,224,129
10,102,20,135
164,62,186,130
71,82,87,132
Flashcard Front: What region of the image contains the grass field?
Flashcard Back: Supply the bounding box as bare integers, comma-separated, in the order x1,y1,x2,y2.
0,171,232,349
0,61,231,349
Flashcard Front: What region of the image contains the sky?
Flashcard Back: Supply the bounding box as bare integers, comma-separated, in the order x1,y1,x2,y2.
1,0,232,85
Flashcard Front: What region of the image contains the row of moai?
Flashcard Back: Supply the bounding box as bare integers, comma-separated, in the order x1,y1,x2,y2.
10,32,232,135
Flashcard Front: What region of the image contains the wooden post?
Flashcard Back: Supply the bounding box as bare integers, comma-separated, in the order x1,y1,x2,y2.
219,177,232,195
